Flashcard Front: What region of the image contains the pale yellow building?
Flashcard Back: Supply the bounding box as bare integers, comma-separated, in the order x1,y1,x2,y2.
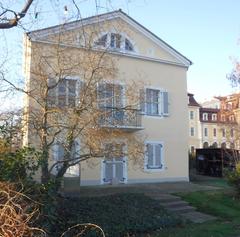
188,94,239,152
23,10,192,186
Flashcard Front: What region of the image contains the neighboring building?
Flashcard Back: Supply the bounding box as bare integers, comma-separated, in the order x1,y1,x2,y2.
188,93,239,153
188,93,201,153
23,10,192,186
201,98,220,109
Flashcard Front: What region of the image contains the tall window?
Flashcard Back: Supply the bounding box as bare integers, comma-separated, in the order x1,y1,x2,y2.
48,78,77,107
190,127,194,136
190,111,194,120
145,142,163,170
203,113,208,121
52,141,80,176
98,83,124,108
144,88,168,116
110,33,121,49
231,128,234,138
213,128,217,137
204,127,208,137
222,128,226,137
212,114,217,121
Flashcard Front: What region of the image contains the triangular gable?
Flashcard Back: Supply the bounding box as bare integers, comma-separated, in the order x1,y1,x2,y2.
27,10,192,67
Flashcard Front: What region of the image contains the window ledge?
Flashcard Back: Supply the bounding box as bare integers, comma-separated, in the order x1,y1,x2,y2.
144,168,164,173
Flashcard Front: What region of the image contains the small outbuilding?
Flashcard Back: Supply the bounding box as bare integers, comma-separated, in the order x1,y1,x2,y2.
196,148,239,177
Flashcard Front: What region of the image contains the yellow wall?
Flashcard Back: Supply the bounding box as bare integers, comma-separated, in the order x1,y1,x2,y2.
24,15,190,185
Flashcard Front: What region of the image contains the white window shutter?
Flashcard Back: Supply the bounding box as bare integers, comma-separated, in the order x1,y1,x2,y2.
104,161,113,182
147,144,154,167
115,162,124,182
139,89,146,114
155,144,162,168
162,91,169,116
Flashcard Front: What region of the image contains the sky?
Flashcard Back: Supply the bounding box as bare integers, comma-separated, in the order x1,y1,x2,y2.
1,0,240,108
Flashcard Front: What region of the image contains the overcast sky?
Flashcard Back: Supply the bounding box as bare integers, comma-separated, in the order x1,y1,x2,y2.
1,0,240,108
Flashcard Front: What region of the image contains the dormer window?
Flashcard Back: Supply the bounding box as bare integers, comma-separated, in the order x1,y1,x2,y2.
94,33,134,52
212,114,217,121
203,113,208,121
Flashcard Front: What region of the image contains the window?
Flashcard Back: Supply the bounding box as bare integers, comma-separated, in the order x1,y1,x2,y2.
98,83,124,108
203,142,209,148
203,113,208,121
229,115,235,122
204,127,208,137
190,146,195,154
222,128,226,137
52,140,80,176
212,114,217,121
98,83,125,124
144,88,168,116
95,34,107,47
213,128,217,137
94,33,134,52
110,33,121,49
231,128,234,138
125,38,133,51
221,115,226,122
48,78,77,108
145,142,163,170
190,127,194,136
190,111,194,120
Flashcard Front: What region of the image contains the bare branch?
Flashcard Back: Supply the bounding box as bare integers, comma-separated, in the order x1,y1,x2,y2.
0,0,34,29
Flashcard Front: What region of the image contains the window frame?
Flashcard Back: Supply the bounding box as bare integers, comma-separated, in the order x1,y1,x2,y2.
190,127,194,136
94,32,136,53
212,114,217,121
144,86,169,117
203,113,208,121
47,76,80,108
190,111,194,120
204,127,208,137
144,141,164,172
97,81,126,109
213,128,217,137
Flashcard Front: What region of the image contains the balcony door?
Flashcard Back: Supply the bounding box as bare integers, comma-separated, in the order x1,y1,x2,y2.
102,143,127,184
98,83,125,124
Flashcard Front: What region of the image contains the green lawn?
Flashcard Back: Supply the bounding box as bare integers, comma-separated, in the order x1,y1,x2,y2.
152,190,240,237
55,179,240,237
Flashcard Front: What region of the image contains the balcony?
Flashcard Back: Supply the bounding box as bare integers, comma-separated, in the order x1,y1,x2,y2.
99,107,144,132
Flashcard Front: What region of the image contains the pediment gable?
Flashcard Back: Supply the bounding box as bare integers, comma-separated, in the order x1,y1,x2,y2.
28,10,192,67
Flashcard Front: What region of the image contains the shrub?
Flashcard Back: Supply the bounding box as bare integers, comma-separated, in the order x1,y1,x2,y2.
225,163,240,195
0,147,40,183
0,181,45,237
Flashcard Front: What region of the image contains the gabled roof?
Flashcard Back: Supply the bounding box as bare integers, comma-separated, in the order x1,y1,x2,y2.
27,9,192,67
188,93,200,107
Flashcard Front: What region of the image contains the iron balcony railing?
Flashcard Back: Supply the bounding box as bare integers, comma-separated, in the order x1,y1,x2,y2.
99,106,143,131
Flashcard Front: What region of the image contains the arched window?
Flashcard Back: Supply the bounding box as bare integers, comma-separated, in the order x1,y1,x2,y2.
203,142,209,148
212,142,218,148
95,34,107,47
221,142,226,149
94,33,134,52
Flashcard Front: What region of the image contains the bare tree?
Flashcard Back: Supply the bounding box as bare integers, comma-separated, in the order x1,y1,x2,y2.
17,18,144,188
0,0,34,29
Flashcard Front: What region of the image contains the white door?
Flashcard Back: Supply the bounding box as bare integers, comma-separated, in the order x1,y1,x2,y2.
103,157,127,184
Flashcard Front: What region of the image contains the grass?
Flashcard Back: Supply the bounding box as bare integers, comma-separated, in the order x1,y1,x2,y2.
56,178,240,237
151,190,240,237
